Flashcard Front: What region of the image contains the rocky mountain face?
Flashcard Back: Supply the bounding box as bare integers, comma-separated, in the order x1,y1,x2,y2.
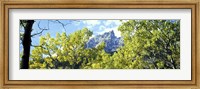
85,30,124,53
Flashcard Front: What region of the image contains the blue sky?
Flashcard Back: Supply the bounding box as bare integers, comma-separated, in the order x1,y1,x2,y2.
30,20,125,45
20,20,178,47
19,20,126,50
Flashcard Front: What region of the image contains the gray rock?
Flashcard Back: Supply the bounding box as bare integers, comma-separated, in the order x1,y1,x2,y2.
85,30,124,53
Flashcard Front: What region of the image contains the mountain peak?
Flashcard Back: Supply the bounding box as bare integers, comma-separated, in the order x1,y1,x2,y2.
103,30,115,39
110,30,115,37
111,30,114,34
86,30,124,53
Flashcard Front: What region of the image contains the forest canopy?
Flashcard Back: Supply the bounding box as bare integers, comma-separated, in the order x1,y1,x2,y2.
20,20,180,69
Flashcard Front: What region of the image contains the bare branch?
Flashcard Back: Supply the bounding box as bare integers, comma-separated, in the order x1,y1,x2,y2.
49,20,79,34
31,44,44,48
31,21,48,37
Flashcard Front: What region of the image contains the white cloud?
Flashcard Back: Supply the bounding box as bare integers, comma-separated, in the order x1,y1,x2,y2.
104,20,121,26
82,20,129,37
98,27,112,35
98,25,121,37
99,25,106,31
98,20,123,37
83,20,101,27
104,20,113,26
82,20,101,29
113,28,121,37
104,27,121,37
74,21,81,26
87,25,93,29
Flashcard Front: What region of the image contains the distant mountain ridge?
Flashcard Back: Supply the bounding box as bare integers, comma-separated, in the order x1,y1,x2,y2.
85,30,124,53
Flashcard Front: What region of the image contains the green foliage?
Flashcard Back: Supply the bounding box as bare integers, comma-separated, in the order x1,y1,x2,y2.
113,20,180,69
30,28,94,69
28,20,180,69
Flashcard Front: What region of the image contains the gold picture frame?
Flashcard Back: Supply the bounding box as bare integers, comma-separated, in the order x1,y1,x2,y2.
0,0,199,89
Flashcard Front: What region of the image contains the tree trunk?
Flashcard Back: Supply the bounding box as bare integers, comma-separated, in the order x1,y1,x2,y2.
21,20,34,69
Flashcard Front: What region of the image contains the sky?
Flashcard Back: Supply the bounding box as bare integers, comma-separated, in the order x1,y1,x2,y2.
19,20,178,48
30,20,126,45
19,20,127,51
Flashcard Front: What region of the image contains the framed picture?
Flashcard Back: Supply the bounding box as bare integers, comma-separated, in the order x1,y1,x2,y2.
0,0,199,89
